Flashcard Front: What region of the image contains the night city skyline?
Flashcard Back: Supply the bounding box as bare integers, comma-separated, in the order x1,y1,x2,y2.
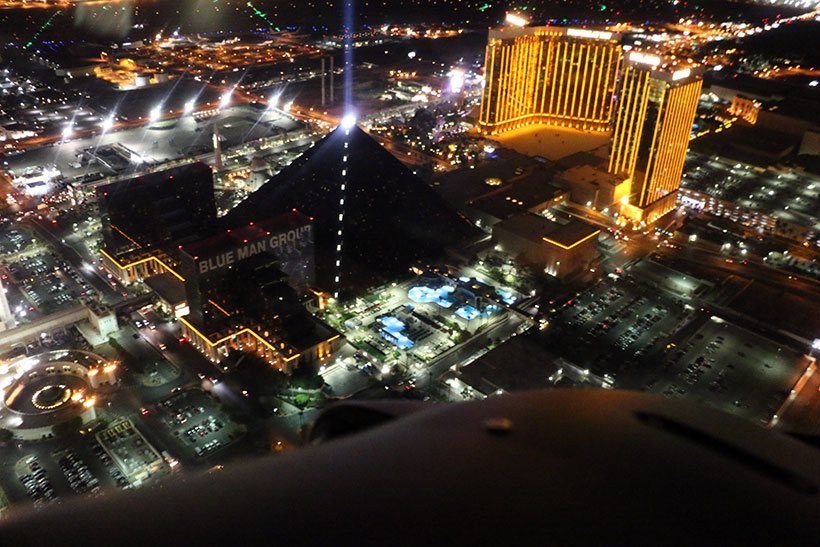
0,1,818,544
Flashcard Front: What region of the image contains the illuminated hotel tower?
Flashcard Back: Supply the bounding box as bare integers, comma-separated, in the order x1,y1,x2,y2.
608,52,702,224
479,27,622,135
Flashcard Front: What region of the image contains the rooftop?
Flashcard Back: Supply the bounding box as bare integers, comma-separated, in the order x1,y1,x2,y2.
557,164,625,188
495,212,600,249
144,273,187,306
492,124,611,162
468,172,567,221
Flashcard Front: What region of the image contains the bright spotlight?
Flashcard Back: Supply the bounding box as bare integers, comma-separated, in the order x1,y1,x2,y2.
505,12,529,27
149,106,161,123
449,69,465,93
269,94,280,109
340,113,357,129
183,99,195,114
219,91,232,109
61,125,73,140
101,116,114,132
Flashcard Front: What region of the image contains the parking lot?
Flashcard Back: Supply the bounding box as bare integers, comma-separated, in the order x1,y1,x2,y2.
151,389,244,461
2,434,129,510
53,448,101,496
552,276,693,376
546,268,809,424
1,226,94,319
651,319,807,424
14,456,59,507
9,254,88,311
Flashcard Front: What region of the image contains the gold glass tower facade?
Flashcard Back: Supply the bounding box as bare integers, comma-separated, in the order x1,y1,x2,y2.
479,27,622,135
609,57,702,224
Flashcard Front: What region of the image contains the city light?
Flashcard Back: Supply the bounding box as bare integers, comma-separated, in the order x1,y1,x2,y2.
340,113,357,130
0,3,817,522
219,91,232,109
505,12,529,27
628,51,662,67
100,115,115,132
449,69,465,93
269,93,280,109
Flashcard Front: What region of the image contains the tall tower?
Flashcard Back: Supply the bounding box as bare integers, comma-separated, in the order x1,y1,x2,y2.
609,52,702,225
479,26,622,135
0,275,16,332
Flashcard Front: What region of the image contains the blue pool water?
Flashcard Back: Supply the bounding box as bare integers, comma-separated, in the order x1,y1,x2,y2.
407,285,455,308
378,316,414,349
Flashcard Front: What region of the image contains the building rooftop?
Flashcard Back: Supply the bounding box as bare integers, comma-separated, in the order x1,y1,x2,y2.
458,333,588,396
691,124,800,167
468,172,567,221
144,273,187,307
492,124,612,162
557,164,624,188
495,212,600,249
433,148,545,208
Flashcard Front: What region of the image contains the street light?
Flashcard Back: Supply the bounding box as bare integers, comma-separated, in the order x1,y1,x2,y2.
268,93,280,110
61,125,73,140
100,115,114,133
219,91,232,109
449,68,465,93
149,105,161,123
183,99,195,115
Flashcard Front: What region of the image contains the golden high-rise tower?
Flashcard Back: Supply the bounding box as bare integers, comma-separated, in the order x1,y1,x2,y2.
609,52,702,224
479,27,623,135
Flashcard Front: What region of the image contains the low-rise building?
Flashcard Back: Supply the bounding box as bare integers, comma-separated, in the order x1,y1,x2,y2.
491,212,600,280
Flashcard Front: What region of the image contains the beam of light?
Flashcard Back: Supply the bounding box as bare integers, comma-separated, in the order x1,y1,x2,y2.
184,99,195,114
246,1,276,29
340,113,357,129
149,105,161,123
61,125,73,140
268,93,281,109
449,69,465,93
100,115,114,132
343,0,354,107
219,91,232,109
24,9,62,49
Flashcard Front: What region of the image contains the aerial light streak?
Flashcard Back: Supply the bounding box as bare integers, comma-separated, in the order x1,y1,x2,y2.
245,1,275,29
23,9,62,49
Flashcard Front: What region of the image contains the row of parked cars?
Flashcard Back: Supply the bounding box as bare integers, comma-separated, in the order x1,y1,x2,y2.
19,457,57,506
57,449,99,494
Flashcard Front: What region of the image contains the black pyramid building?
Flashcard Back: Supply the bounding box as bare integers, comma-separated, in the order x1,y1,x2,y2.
223,125,481,294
